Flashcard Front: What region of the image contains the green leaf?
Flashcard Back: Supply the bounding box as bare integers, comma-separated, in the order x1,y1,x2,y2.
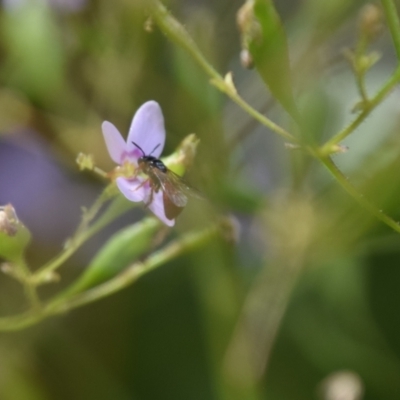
238,0,299,120
299,87,334,146
1,1,65,102
60,217,163,297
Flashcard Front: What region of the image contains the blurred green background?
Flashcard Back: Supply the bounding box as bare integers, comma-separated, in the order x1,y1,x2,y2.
1,0,400,399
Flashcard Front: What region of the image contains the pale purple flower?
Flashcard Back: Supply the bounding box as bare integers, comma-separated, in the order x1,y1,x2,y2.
102,101,176,227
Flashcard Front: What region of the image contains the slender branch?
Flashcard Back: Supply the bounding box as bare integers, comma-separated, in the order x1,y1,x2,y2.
150,1,297,144
48,224,219,312
33,187,118,283
23,279,41,310
319,156,400,233
0,311,46,332
381,0,400,59
0,224,220,331
355,72,369,103
224,84,296,143
151,0,400,235
320,64,400,154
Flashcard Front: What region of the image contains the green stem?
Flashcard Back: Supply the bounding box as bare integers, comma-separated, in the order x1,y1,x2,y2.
222,82,297,143
0,225,219,331
9,259,41,310
320,65,400,154
381,0,400,59
23,279,41,310
319,156,400,233
355,72,369,103
0,311,46,332
33,187,117,283
150,1,297,144
48,224,219,312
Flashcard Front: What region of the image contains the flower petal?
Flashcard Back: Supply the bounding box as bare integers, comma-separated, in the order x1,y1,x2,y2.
127,101,165,158
147,190,175,226
116,177,148,202
102,121,127,164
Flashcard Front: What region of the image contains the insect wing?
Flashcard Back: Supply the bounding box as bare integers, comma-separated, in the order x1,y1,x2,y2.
162,191,185,220
150,168,189,208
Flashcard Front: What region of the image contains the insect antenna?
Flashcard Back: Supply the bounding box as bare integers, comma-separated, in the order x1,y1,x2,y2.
132,141,145,156
150,143,161,156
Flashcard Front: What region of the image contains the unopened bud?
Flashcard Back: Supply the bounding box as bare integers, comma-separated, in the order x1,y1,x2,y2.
0,204,19,237
358,51,381,73
163,133,200,175
240,49,254,69
359,4,383,42
76,153,95,171
0,204,31,262
42,271,60,284
236,1,262,51
236,1,254,35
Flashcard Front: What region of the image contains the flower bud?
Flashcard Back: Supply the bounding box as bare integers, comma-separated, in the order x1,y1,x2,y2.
358,4,383,42
0,204,19,237
0,204,31,262
240,49,254,69
76,153,95,171
162,133,200,176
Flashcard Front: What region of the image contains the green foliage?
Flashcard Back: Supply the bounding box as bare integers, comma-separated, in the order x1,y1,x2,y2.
1,1,64,103
61,217,162,296
2,1,400,399
238,0,298,120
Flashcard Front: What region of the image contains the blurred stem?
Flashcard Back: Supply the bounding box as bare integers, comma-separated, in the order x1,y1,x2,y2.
224,257,302,386
6,258,42,310
23,279,41,310
320,64,400,154
0,224,220,331
355,68,369,103
18,260,41,311
33,185,116,283
152,0,400,233
48,224,219,312
381,0,400,59
354,39,369,103
150,1,297,144
319,156,400,233
0,311,45,332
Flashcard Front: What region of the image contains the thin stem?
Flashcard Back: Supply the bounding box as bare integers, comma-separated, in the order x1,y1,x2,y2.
355,72,369,103
226,86,296,143
381,0,400,59
48,224,219,312
23,280,41,310
33,187,116,283
0,311,46,332
320,64,400,154
0,224,219,331
150,1,220,80
319,155,400,233
7,258,42,310
150,1,297,144
353,38,370,102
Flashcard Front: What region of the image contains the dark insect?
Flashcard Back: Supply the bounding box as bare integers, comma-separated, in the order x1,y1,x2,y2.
132,141,197,220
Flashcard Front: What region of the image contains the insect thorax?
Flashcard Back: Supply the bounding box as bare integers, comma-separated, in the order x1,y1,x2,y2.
139,156,167,173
